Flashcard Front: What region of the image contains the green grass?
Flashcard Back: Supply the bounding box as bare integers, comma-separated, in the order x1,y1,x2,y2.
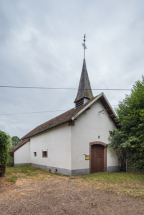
5,165,69,184
6,165,70,177
78,172,144,199
6,165,52,176
4,165,144,199
80,172,144,184
6,175,18,184
6,165,41,174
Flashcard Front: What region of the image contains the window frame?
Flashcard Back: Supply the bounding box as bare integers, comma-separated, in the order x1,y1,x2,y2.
42,150,48,158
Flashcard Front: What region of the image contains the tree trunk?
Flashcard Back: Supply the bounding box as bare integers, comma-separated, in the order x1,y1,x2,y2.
126,159,128,172
0,165,5,177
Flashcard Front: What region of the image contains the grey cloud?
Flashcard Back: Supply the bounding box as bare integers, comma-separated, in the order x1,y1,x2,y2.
0,0,144,138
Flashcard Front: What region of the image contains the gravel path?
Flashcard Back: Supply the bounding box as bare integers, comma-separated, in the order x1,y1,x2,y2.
0,180,144,215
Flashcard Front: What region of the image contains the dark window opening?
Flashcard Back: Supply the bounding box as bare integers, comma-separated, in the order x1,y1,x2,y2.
34,152,37,157
42,150,48,158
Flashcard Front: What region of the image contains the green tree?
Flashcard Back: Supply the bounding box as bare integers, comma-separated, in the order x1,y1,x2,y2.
11,136,20,147
108,76,144,172
0,130,11,177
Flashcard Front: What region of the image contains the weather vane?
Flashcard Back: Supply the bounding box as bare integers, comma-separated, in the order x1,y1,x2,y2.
82,34,87,59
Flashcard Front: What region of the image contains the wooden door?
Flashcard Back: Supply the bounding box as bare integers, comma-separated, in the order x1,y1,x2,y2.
91,144,104,173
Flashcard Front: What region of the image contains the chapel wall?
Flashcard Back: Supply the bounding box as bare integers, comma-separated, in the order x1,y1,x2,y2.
14,141,31,165
71,100,119,174
29,123,71,173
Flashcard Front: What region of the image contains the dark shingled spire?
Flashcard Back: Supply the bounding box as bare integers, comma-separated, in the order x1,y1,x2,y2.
74,59,93,103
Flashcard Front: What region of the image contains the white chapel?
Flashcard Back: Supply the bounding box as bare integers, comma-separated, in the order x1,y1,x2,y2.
10,37,119,175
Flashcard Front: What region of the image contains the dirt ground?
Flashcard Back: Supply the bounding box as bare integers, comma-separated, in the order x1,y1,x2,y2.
0,178,144,215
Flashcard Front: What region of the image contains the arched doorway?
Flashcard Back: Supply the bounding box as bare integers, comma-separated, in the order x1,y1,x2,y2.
89,141,107,173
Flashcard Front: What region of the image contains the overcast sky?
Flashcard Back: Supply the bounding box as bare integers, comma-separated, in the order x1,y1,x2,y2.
0,0,144,138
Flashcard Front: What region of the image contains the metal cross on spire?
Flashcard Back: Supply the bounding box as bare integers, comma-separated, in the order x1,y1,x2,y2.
82,34,87,59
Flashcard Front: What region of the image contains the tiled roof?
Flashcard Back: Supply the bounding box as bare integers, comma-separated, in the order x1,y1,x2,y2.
10,93,118,153
9,139,30,153
74,59,93,103
21,96,97,140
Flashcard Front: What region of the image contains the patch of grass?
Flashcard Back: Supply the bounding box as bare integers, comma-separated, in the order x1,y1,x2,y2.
5,165,69,184
76,172,144,198
5,165,49,184
6,176,19,184
80,172,144,184
133,194,144,199
26,172,38,176
4,166,144,199
53,172,63,176
6,165,50,176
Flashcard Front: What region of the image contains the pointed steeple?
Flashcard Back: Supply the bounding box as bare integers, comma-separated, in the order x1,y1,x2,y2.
74,59,93,105
74,35,93,108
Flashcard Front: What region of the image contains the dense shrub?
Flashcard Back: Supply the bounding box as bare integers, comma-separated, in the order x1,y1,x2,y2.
0,130,11,177
108,76,144,172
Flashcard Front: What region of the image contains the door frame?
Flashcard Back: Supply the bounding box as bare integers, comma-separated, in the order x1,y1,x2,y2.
89,141,107,173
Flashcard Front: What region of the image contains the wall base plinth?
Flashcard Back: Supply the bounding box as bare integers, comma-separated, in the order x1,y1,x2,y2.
107,166,120,172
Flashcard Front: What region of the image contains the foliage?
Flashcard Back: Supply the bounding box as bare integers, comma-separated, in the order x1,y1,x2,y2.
11,136,20,147
0,130,11,176
108,76,144,172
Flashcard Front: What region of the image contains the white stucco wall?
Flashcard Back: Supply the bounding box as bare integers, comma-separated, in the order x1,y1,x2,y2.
107,148,119,167
30,123,71,170
71,100,119,171
14,141,30,164
14,99,119,174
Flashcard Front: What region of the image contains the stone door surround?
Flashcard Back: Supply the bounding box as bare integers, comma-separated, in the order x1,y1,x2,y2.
89,141,107,173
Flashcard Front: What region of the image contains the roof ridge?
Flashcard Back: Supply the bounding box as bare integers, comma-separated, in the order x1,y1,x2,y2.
21,94,118,140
